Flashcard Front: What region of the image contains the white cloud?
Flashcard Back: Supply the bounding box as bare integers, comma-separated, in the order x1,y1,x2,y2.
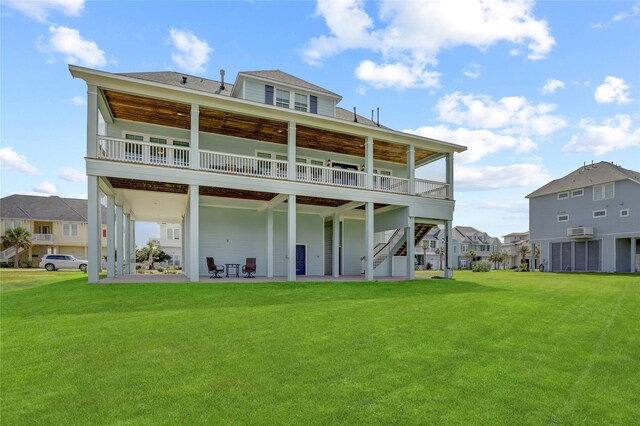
39,25,106,67
0,147,38,175
71,95,85,105
407,125,536,165
563,114,640,155
541,78,565,95
169,28,212,74
34,181,57,195
613,4,640,22
463,62,481,79
303,0,555,89
4,0,84,23
594,76,632,104
59,167,86,182
436,92,567,135
455,163,552,190
355,60,440,89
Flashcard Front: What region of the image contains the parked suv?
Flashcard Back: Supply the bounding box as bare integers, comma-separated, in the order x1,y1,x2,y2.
39,254,88,272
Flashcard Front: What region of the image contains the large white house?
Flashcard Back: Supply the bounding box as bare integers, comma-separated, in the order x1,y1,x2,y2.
528,161,640,272
70,66,466,283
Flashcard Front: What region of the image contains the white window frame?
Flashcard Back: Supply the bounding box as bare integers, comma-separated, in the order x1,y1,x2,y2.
557,192,569,200
294,93,308,112
63,223,79,237
255,150,323,165
557,214,569,222
592,209,607,218
276,89,290,108
593,182,614,201
620,209,630,217
122,131,189,147
571,188,584,197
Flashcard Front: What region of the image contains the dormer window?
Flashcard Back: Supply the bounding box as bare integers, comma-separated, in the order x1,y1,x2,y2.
295,93,308,112
276,89,290,108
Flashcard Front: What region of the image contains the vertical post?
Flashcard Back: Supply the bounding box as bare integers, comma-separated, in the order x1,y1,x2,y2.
446,152,454,199
445,220,453,278
288,194,297,281
365,136,374,189
188,185,199,282
106,195,115,278
267,208,274,278
181,218,186,274
129,217,136,274
407,145,415,195
365,202,374,281
332,212,340,278
123,214,129,274
116,205,124,276
87,84,98,158
631,238,637,272
87,175,100,283
530,242,536,270
288,121,296,181
190,104,200,170
406,217,415,279
184,209,190,277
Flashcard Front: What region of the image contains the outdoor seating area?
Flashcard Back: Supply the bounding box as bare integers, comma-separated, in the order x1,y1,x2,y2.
206,257,256,279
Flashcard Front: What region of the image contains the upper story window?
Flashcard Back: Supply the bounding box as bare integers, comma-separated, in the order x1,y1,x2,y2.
593,209,607,218
63,223,79,237
276,89,290,108
557,192,569,200
167,228,181,240
571,188,584,197
294,94,308,112
620,209,629,217
3,220,21,231
593,182,614,201
557,214,569,222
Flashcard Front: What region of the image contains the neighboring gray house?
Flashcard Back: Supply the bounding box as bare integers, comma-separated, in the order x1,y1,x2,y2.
502,232,534,269
451,226,502,269
527,161,640,272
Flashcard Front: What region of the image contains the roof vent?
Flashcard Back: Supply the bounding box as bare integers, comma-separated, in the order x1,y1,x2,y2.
181,76,187,84
220,69,225,91
353,107,358,123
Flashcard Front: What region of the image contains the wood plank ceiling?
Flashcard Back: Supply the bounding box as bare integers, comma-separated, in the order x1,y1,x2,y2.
103,90,436,164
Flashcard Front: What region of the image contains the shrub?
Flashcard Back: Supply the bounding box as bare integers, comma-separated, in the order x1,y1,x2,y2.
472,261,491,272
155,266,165,273
517,262,530,272
19,260,33,268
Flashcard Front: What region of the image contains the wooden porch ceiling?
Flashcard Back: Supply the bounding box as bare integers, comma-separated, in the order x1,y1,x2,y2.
103,90,436,164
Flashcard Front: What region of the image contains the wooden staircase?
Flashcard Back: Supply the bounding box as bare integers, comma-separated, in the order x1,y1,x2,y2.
394,224,433,256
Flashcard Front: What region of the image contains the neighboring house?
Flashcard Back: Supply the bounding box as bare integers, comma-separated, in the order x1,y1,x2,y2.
159,223,182,268
422,226,445,270
502,232,533,269
70,65,466,283
0,195,107,265
451,226,502,269
527,161,640,272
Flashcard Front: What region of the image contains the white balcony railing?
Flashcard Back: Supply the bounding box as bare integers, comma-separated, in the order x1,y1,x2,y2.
95,137,450,200
98,137,190,168
567,227,594,238
33,234,54,242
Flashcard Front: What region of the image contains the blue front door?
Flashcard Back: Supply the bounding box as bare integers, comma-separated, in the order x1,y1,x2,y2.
296,245,306,275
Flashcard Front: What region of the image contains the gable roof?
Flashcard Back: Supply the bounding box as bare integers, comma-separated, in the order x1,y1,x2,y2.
453,226,501,245
118,71,234,96
527,161,640,198
1,195,90,222
238,70,341,98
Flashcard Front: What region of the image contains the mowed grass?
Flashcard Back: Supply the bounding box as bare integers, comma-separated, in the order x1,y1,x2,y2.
1,269,639,424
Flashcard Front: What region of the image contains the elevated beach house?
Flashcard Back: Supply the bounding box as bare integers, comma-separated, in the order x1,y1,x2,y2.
70,66,466,283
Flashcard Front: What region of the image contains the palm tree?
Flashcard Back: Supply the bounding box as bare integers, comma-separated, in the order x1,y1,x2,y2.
489,251,502,270
519,245,531,264
465,249,476,270
500,251,508,270
435,247,445,270
534,244,541,269
1,227,33,268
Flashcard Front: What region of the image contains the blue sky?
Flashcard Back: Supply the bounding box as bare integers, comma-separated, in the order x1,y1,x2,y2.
1,0,639,245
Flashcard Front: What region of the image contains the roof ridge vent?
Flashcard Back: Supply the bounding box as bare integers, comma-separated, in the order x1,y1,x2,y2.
181,76,187,84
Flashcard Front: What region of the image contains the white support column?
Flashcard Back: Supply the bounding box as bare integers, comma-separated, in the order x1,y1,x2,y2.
184,209,190,277
116,205,124,276
332,212,340,278
106,195,115,278
446,152,454,199
267,208,274,278
406,217,415,280
87,84,98,158
407,145,416,195
365,202,374,281
530,243,536,270
123,214,129,274
288,121,296,181
288,194,297,281
365,136,374,189
129,217,136,274
188,185,199,282
181,218,186,273
87,175,100,283
631,238,637,272
190,104,200,170
445,220,453,279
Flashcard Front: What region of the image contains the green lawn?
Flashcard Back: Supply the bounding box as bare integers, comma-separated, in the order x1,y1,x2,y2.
2,269,639,424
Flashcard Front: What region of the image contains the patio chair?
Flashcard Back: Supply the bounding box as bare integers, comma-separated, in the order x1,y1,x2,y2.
206,257,224,278
242,258,256,278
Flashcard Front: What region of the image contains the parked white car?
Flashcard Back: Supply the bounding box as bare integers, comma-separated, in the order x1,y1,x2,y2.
39,254,88,272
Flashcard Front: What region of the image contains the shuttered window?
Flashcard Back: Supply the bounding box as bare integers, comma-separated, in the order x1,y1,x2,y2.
265,85,274,105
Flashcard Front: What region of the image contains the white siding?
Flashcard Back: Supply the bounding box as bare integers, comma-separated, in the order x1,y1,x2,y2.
343,218,365,275
244,80,265,103
317,97,334,117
